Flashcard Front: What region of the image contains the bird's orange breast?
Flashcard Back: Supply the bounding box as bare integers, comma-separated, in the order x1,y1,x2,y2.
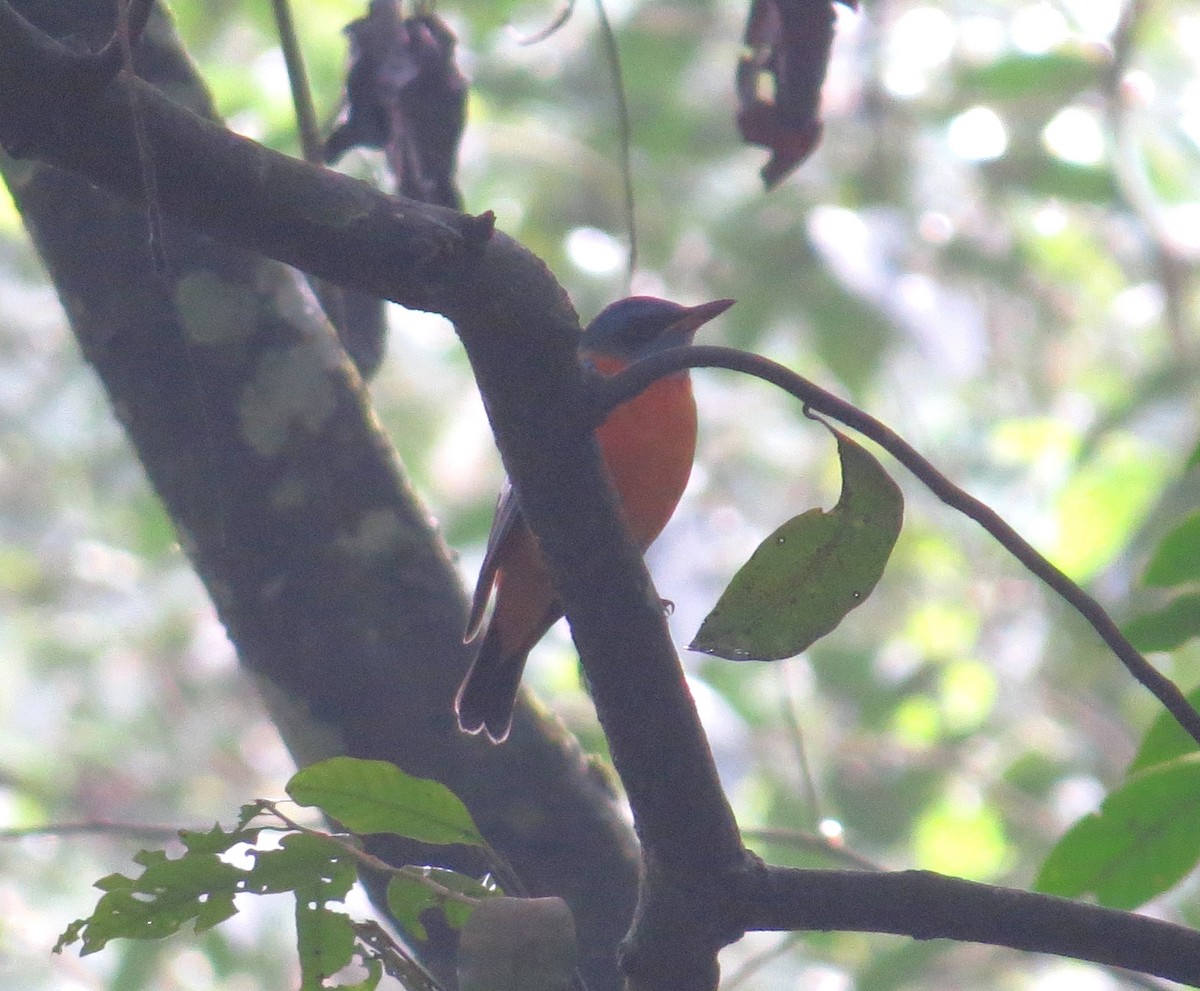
588,354,698,550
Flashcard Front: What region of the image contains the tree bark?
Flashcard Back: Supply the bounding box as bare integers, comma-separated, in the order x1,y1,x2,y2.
1,3,638,987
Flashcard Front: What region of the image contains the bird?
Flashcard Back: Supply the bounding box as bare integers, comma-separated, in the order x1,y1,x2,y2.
455,295,736,743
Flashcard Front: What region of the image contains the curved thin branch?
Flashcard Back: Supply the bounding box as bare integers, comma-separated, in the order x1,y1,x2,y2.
0,820,184,842
588,345,1200,749
270,0,324,165
750,867,1200,985
1105,0,1193,357
591,0,638,286
513,0,576,45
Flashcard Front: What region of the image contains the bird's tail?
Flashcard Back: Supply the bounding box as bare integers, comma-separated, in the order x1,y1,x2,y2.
455,629,529,744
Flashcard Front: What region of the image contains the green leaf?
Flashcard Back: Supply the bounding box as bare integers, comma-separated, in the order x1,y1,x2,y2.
1036,756,1200,909
179,822,260,855
245,833,356,900
386,869,496,942
1143,511,1200,587
691,429,903,661
53,823,357,963
1127,687,1200,775
1124,593,1200,653
275,833,358,990
54,841,250,955
296,902,356,991
287,757,485,847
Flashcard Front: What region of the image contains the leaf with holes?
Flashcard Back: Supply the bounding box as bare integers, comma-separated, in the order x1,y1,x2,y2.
53,823,259,956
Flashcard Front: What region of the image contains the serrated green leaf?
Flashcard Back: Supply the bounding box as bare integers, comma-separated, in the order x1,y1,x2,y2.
246,833,355,899
691,429,903,661
1143,511,1200,587
1128,687,1200,775
386,869,495,942
179,822,259,855
1124,594,1200,653
287,758,484,847
238,801,267,829
296,902,356,991
57,849,244,955
1036,756,1200,908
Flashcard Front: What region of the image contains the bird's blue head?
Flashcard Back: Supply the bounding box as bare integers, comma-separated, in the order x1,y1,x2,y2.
581,296,735,361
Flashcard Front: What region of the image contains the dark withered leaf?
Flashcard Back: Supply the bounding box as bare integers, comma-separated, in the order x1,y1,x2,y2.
325,0,467,210
736,0,854,188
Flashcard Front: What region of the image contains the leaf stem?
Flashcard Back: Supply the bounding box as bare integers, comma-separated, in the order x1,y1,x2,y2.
256,800,482,906
269,0,324,164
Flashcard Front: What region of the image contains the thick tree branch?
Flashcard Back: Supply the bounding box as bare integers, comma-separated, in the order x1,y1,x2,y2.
2,4,640,988
0,6,746,988
750,867,1200,985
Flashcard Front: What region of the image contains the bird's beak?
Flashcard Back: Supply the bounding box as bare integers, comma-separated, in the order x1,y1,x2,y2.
657,298,736,349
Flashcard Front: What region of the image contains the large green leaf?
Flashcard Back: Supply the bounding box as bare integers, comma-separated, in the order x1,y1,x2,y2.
287,757,485,847
1124,593,1200,654
1127,687,1200,775
1036,756,1200,909
691,429,903,661
1143,511,1200,587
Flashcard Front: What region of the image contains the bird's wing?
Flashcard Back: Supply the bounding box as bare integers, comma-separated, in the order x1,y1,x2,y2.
464,479,524,642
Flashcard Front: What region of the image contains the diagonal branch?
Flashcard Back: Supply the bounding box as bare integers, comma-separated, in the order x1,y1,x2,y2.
0,9,747,988
590,344,1200,749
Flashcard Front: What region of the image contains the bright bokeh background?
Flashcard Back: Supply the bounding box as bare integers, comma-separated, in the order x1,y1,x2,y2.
1,0,1199,987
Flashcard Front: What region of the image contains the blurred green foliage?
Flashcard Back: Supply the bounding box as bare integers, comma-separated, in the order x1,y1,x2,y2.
1,0,1199,988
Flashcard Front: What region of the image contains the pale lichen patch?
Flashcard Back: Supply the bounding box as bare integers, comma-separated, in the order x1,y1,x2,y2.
239,342,339,456
267,264,328,333
334,508,407,559
176,270,259,346
271,476,310,510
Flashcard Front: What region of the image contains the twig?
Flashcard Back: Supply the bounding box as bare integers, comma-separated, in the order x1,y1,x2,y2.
589,345,1200,748
741,826,881,871
591,0,637,287
269,0,324,165
513,0,576,45
775,665,823,824
1104,0,1193,357
255,801,483,907
0,820,184,842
